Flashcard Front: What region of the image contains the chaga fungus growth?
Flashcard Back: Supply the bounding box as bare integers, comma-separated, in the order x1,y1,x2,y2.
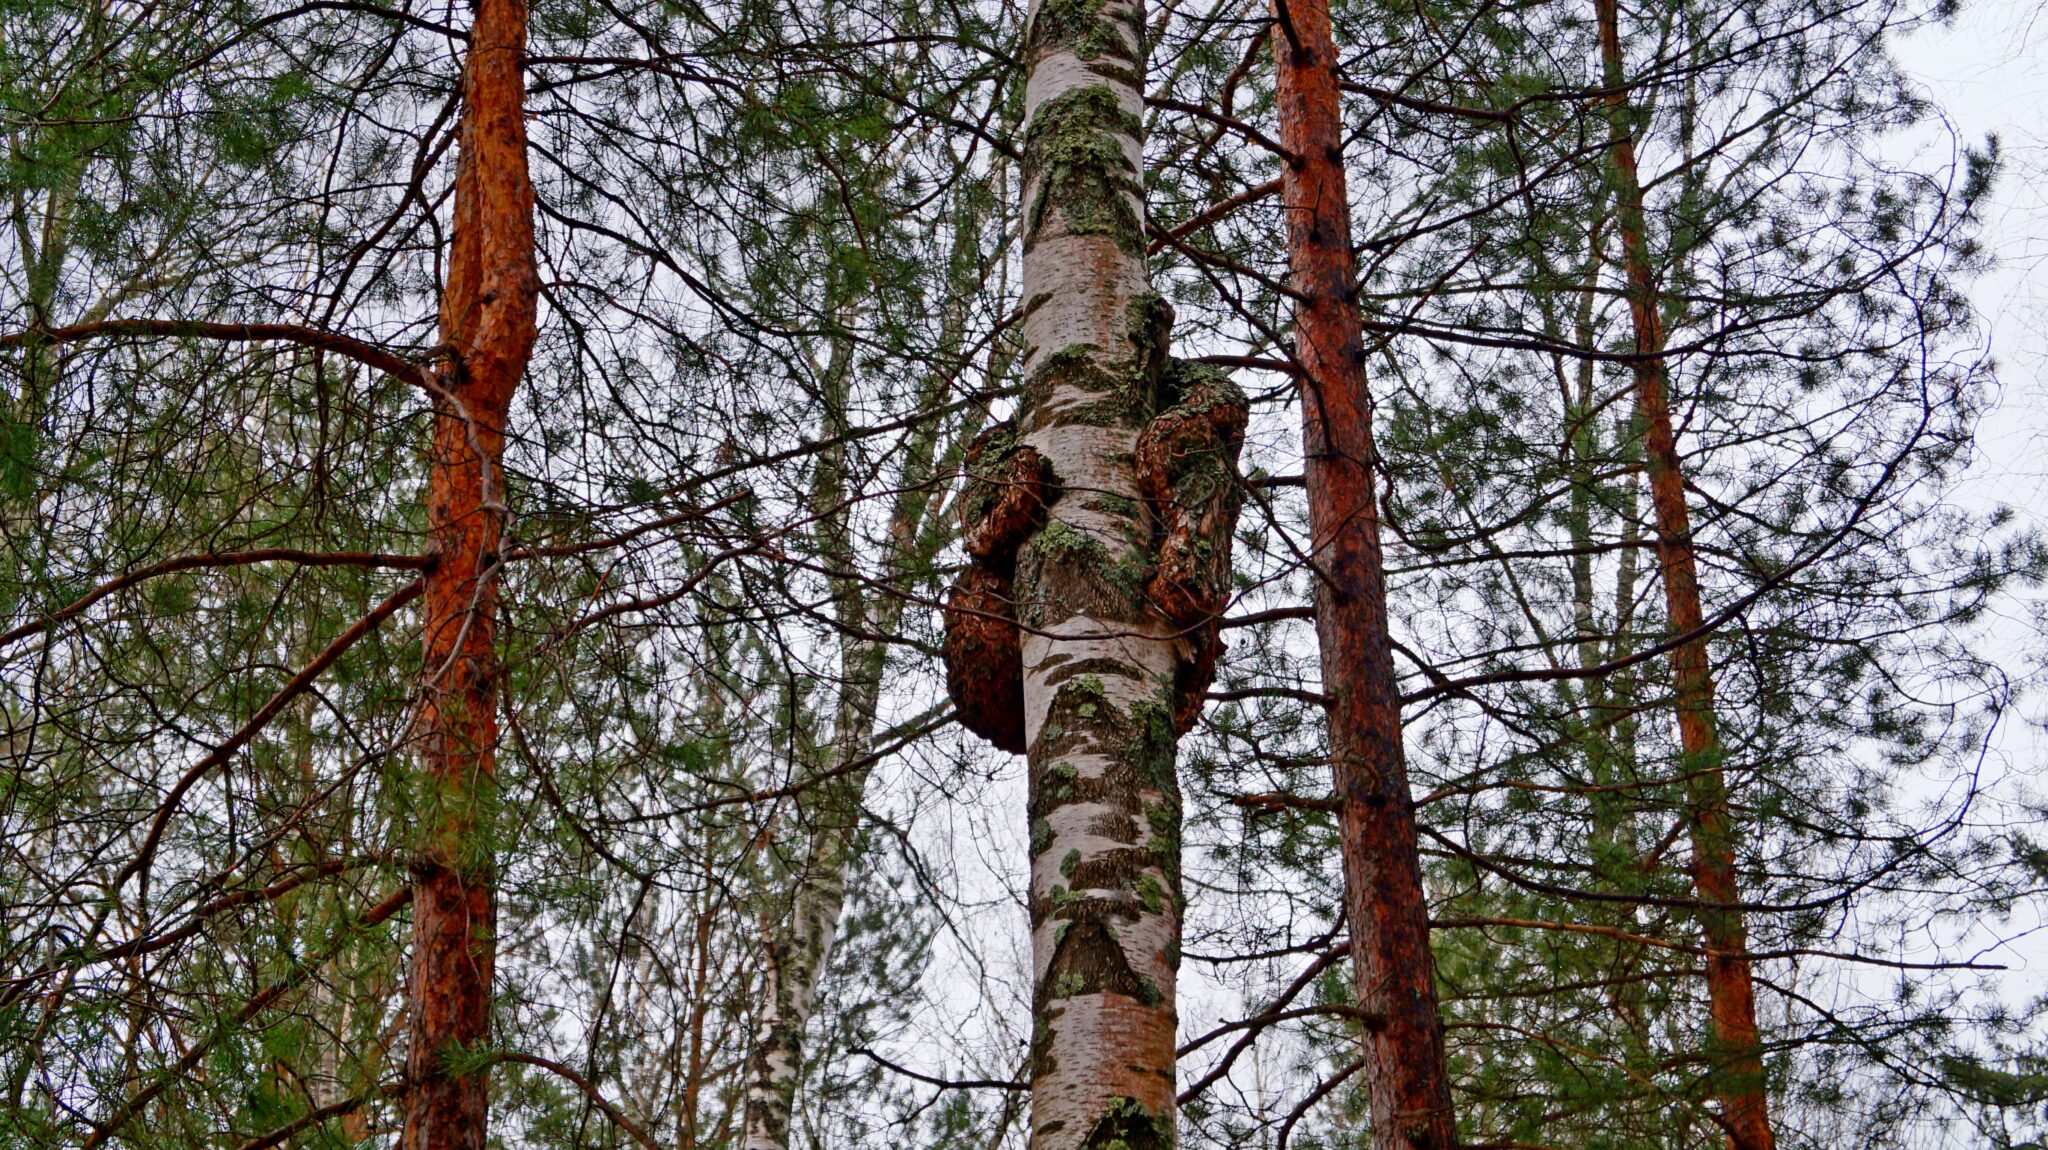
1137,360,1248,733
944,422,1054,753
943,365,1247,751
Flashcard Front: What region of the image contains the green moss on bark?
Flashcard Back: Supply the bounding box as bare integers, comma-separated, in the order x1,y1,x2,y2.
1028,0,1139,64
1022,84,1144,256
1079,1096,1172,1150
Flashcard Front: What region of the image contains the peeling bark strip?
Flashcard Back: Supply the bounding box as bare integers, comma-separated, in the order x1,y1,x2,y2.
1272,3,1459,1149
1592,3,1774,1147
937,0,1246,1144
403,0,538,1147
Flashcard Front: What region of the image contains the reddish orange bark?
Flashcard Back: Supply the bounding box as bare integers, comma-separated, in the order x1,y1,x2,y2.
403,0,538,1147
1594,2,1773,1147
1274,5,1457,1148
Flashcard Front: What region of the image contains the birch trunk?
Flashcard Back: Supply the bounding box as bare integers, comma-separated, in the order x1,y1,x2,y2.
1271,4,1456,1148
1593,3,1774,1146
935,0,1249,1141
402,1,537,1146
743,207,997,1147
941,3,1247,1143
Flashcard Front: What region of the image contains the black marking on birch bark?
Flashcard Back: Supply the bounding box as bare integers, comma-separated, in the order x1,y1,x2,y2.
1043,656,1149,689
1025,0,1145,89
1037,919,1156,1008
1078,1097,1171,1150
1014,522,1152,630
1084,811,1141,842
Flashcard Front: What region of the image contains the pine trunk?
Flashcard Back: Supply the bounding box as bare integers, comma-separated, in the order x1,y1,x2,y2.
1593,3,1773,1146
1271,5,1457,1149
402,0,538,1146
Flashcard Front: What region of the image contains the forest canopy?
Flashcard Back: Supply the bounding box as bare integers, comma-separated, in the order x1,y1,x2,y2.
2,0,2045,1148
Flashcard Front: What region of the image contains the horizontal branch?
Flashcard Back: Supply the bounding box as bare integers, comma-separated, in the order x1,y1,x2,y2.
1229,791,1340,814
852,1046,1026,1092
1434,916,2006,971
0,549,432,651
1206,686,1331,707
1340,79,1514,124
1221,605,1315,629
2,320,432,388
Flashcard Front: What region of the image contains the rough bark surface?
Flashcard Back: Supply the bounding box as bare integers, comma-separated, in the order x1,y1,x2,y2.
1272,4,1459,1149
402,1,538,1147
942,0,1244,1143
945,420,1052,752
946,564,1030,752
1137,362,1246,734
1594,3,1774,1146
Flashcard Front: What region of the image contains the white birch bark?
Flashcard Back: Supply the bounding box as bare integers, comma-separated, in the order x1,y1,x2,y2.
1010,1,1189,1145
742,214,997,1149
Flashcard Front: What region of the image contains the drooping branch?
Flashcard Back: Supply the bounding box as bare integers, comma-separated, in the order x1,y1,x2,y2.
0,549,433,651
0,320,434,388
486,1054,662,1150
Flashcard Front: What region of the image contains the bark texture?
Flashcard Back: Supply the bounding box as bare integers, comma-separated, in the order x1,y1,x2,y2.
1272,5,1458,1148
1594,3,1774,1147
403,1,538,1147
935,0,1247,1143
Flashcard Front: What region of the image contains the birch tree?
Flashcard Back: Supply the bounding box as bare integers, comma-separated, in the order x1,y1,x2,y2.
940,0,1248,1143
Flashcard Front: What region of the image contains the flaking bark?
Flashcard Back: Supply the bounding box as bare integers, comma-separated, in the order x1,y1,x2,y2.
1272,2,1459,1147
402,1,538,1147
1593,2,1775,1146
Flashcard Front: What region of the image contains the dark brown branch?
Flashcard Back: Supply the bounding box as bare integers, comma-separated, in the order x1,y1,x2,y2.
1147,96,1297,162
1230,791,1341,815
1339,79,1514,124
1433,917,2006,971
1221,605,1316,628
851,1046,1027,1091
235,1082,408,1150
1,320,432,388
0,549,432,651
1150,178,1284,254
1206,686,1331,707
487,1054,662,1150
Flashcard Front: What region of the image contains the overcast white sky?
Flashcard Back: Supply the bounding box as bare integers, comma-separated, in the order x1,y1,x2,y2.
1883,1,2048,1009
1900,4,2048,505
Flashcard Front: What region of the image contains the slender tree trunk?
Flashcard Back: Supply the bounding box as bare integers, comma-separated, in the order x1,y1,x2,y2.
942,0,1245,1142
1592,3,1773,1147
1271,5,1456,1148
402,0,537,1146
741,192,996,1146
